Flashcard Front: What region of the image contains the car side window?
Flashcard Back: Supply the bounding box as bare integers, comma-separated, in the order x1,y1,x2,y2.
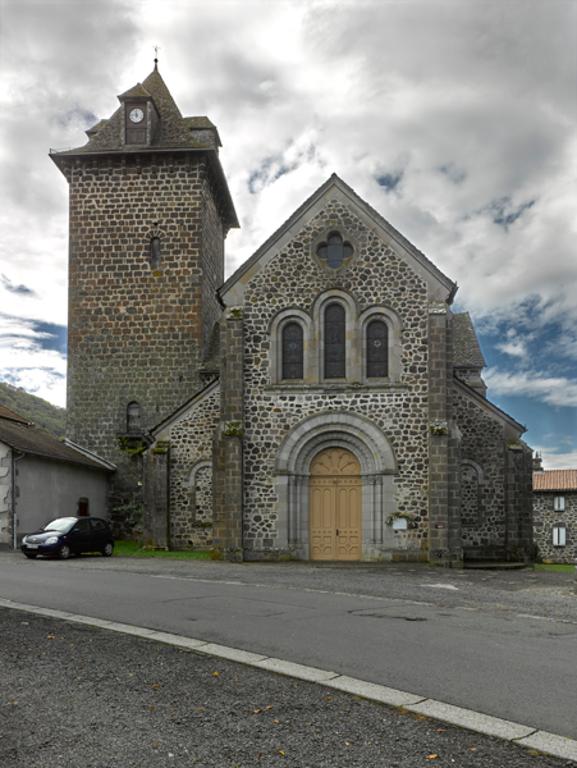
73,519,91,533
91,519,106,531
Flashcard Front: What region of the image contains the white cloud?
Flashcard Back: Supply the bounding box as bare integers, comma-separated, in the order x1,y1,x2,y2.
535,448,577,471
0,0,575,442
485,368,577,408
496,340,528,360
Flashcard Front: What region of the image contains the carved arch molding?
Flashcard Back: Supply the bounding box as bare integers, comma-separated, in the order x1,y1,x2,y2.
274,412,398,559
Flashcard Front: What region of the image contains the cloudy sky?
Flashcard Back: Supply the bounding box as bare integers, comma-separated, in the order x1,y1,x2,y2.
0,0,575,467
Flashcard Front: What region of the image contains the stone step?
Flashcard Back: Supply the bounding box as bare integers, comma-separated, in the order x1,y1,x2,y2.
463,561,529,570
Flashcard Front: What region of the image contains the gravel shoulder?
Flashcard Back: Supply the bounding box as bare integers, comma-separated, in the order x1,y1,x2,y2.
0,607,570,768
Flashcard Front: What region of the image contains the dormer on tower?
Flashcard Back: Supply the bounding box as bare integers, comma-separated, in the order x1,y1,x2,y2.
118,82,159,145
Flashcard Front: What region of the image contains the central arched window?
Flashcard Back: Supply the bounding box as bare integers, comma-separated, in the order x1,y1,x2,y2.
366,319,388,378
324,302,346,378
281,322,304,380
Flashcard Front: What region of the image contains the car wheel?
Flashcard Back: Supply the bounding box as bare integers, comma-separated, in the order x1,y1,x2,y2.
24,552,37,559
102,542,114,557
59,544,71,560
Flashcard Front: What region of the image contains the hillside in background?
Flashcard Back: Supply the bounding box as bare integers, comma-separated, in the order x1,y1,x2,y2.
0,382,65,437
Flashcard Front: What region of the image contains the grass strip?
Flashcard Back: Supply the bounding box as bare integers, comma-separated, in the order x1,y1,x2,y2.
113,540,211,560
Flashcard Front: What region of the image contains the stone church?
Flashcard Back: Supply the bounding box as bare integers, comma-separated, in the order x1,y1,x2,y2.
51,66,533,565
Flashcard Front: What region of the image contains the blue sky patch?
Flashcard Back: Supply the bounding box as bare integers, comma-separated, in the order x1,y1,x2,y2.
1,274,36,296
437,163,466,184
376,171,402,192
488,197,535,229
475,313,577,464
34,321,67,354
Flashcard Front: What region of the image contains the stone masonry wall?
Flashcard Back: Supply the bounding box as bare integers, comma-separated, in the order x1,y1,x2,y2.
213,315,244,559
533,491,577,563
452,386,506,558
505,445,534,560
0,442,11,545
200,180,225,362
153,382,220,550
241,199,431,558
64,153,225,517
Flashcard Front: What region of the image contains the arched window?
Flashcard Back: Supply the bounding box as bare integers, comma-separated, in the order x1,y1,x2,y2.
366,319,388,378
150,236,161,269
281,322,304,380
324,302,346,378
127,401,142,433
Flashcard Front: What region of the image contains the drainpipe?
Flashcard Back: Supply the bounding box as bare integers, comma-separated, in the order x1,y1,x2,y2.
11,449,25,551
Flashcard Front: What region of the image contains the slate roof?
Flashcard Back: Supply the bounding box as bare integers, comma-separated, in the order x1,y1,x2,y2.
0,404,29,424
451,312,486,368
150,379,219,436
453,377,526,433
0,409,114,471
65,68,192,152
50,67,238,229
533,470,577,491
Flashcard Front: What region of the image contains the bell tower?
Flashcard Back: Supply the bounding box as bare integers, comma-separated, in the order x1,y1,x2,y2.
51,66,238,522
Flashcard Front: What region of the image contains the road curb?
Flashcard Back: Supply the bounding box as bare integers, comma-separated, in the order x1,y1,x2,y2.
1,597,575,764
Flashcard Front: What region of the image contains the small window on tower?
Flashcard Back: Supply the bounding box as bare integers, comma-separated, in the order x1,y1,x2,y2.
150,237,161,269
127,401,142,434
554,495,565,512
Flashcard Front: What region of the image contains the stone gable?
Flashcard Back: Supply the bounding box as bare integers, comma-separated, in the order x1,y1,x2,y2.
240,199,432,559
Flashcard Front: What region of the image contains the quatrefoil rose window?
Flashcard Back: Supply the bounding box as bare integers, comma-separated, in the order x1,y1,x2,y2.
316,231,354,270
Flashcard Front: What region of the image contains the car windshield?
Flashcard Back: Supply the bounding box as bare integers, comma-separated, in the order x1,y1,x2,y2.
42,518,78,533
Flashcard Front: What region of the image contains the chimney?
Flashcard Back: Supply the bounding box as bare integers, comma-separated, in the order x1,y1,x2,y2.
532,451,544,472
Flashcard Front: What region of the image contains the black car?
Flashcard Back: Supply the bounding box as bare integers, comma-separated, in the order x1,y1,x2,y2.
21,517,114,560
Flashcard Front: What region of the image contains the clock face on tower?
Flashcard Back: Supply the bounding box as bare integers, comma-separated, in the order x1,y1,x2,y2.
129,107,144,124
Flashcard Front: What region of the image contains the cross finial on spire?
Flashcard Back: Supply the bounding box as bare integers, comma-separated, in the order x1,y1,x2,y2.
154,45,160,70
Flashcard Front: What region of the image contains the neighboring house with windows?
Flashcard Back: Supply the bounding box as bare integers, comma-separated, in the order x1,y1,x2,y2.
0,405,115,546
533,469,577,563
54,66,533,564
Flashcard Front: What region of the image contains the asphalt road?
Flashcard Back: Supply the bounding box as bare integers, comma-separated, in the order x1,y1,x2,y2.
1,607,571,768
0,554,576,740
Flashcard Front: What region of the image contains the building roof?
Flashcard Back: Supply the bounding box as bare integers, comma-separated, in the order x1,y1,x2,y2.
451,312,486,368
453,376,526,434
150,379,220,437
0,409,115,471
50,67,238,229
0,404,30,424
533,470,577,491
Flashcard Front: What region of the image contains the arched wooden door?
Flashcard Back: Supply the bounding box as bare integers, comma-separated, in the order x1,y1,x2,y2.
309,448,362,561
